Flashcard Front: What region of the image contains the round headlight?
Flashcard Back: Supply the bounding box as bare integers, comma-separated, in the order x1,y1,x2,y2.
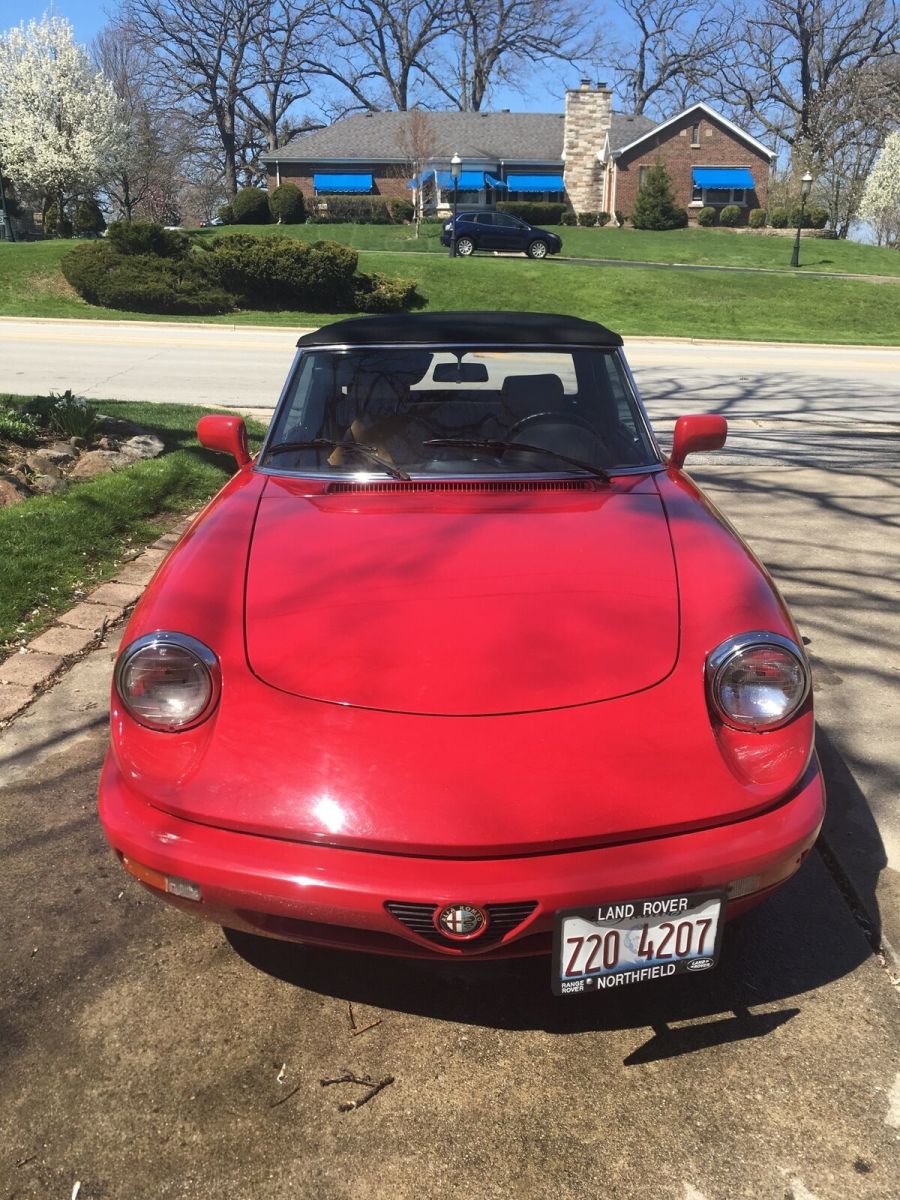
707,632,810,731
115,633,220,731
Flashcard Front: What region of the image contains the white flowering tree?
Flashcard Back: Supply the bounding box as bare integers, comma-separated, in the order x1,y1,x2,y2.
860,132,900,247
0,15,126,233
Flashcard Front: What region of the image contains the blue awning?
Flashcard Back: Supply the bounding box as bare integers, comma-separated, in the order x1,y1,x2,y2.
692,168,754,189
313,173,373,193
435,170,494,190
506,174,565,192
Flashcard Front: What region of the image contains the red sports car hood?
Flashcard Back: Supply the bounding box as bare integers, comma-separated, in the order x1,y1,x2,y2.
245,475,678,715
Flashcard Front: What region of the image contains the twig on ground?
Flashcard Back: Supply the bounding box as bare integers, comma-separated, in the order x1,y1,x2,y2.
320,1071,394,1112
350,1019,383,1038
347,1001,357,1032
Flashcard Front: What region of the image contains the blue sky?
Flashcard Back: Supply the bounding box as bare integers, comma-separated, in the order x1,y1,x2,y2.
3,0,619,115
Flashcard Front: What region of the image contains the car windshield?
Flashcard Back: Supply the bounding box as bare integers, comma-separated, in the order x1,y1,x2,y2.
262,346,658,477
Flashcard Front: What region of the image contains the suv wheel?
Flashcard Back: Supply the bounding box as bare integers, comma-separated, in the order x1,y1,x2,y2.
456,236,475,256
527,239,549,259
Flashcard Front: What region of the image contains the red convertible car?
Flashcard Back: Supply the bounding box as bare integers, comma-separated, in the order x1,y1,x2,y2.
99,312,824,995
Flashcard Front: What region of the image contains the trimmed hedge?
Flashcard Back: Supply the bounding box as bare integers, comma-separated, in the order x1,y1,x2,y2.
209,235,359,307
791,204,828,230
770,207,790,228
697,206,717,226
719,204,742,227
62,241,233,314
269,183,305,224
496,201,567,225
62,221,424,315
748,208,767,228
232,187,272,224
311,196,393,223
74,199,106,236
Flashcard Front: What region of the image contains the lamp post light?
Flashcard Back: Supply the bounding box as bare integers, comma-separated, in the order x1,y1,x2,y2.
790,171,814,269
449,152,461,258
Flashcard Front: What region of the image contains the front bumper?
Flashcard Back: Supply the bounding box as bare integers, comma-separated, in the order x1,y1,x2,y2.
99,753,825,959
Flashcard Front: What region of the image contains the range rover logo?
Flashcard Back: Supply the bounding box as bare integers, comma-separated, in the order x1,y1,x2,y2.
436,903,487,940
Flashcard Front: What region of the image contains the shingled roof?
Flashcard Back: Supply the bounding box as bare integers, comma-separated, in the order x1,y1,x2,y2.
262,110,658,164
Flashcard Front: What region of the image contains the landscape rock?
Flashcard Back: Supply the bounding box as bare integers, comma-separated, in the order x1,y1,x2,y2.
68,450,132,480
41,442,77,465
120,434,165,460
32,473,68,495
25,453,62,476
96,415,145,437
0,474,29,507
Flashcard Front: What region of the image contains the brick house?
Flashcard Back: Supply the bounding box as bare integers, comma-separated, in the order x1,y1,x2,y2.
262,93,773,223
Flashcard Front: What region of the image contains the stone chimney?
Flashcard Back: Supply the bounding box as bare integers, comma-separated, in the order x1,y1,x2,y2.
563,82,612,212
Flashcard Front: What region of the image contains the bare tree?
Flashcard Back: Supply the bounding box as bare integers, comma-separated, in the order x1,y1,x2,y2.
396,109,438,233
119,0,269,196
423,0,601,111
707,0,898,153
315,0,456,111
239,0,324,151
93,24,185,220
611,0,721,117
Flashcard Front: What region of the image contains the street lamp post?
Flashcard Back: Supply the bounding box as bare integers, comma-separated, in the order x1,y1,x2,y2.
790,171,814,269
449,152,461,258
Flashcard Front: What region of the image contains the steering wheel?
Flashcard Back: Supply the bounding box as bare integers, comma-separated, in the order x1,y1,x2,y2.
507,411,599,440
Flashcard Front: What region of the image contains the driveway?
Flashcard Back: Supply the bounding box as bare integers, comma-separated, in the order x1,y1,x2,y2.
2,318,899,1198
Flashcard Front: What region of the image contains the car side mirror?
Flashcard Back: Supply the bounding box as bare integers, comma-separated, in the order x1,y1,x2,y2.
670,415,727,469
197,415,252,468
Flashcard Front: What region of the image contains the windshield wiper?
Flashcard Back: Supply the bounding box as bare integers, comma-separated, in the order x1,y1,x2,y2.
265,439,410,481
423,438,610,482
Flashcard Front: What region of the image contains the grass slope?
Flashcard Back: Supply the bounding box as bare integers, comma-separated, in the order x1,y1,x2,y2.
1,234,900,344
0,400,267,646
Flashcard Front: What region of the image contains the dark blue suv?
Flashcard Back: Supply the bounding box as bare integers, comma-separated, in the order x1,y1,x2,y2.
440,211,563,259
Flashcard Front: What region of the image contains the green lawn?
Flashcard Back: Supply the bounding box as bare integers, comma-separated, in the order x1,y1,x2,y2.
0,399,267,646
2,233,900,344
191,221,900,277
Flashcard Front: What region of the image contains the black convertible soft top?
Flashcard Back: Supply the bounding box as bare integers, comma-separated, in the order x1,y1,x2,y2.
295,312,623,348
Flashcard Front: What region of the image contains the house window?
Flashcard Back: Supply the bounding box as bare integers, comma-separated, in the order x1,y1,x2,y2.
691,124,700,146
703,187,747,206
639,166,649,189
691,180,703,203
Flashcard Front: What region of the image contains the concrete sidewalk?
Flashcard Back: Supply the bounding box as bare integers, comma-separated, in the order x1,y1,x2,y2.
694,464,900,961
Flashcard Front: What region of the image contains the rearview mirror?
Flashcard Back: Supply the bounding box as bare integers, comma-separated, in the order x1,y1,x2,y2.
670,414,727,469
432,361,490,383
197,415,252,468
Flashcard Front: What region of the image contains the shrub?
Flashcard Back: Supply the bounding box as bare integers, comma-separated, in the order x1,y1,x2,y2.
496,201,567,225
719,204,742,227
44,203,72,238
310,196,393,223
61,241,234,315
390,197,414,223
209,234,359,308
559,210,577,226
614,210,626,226
805,205,829,229
47,390,99,439
352,271,424,312
217,202,236,225
577,211,600,227
697,206,717,227
748,208,767,228
232,187,272,224
0,406,40,444
107,220,189,259
597,211,611,227
770,206,790,228
74,199,106,236
631,165,688,230
268,183,305,224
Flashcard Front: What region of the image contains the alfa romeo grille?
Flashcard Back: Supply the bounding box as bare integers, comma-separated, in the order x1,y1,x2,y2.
385,900,538,947
326,479,597,495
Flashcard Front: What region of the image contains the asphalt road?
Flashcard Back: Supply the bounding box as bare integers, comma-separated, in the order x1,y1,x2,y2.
2,317,900,1198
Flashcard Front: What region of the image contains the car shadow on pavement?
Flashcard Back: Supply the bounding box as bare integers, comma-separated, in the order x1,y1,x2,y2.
225,850,868,1062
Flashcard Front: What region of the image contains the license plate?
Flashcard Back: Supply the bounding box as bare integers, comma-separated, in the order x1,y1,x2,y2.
552,890,724,995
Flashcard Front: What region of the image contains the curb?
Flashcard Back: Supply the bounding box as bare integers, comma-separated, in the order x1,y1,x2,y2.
0,518,193,728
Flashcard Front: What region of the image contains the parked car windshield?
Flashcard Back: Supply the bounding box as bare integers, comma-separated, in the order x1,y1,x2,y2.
263,346,659,476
